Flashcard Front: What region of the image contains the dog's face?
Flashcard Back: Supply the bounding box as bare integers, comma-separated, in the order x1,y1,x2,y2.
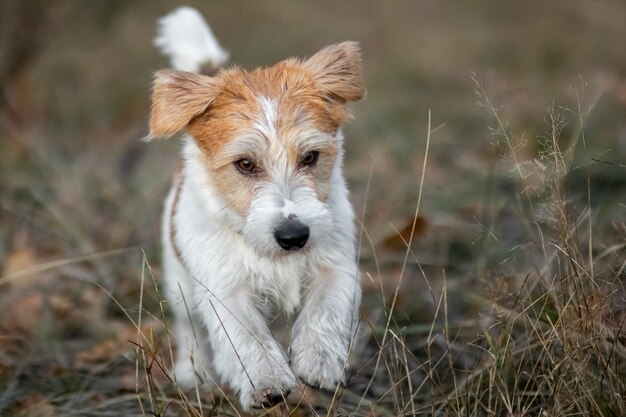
150,42,364,256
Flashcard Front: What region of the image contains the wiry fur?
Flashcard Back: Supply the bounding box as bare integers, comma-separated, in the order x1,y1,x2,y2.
151,7,363,411
150,70,221,138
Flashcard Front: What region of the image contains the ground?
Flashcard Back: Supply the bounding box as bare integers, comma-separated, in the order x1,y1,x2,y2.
1,1,625,416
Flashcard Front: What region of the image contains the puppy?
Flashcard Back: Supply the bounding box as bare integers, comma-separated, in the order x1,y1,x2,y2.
149,7,364,410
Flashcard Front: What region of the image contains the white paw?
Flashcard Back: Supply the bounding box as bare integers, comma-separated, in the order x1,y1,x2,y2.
238,365,297,410
173,360,197,389
173,358,214,390
290,341,347,390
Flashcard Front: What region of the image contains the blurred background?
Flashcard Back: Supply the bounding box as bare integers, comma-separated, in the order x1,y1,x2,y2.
1,1,625,415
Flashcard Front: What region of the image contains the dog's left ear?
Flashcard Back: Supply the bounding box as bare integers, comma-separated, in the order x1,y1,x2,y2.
304,41,365,103
149,69,221,139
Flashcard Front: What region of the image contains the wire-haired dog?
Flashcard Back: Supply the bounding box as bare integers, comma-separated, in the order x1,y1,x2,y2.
149,7,364,410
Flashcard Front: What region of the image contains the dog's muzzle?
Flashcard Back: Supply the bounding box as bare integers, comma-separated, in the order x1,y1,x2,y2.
274,219,310,251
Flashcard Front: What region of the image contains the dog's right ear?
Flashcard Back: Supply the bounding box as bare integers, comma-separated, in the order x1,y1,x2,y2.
149,69,221,139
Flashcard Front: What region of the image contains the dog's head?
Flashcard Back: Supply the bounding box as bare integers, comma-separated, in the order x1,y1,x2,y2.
150,42,364,256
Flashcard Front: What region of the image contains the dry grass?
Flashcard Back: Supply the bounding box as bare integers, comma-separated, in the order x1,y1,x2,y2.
422,79,626,417
125,84,625,416
1,1,625,416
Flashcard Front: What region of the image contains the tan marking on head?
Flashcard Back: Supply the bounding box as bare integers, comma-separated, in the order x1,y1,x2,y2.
149,69,222,138
186,68,259,156
152,42,365,215
302,41,366,103
301,150,336,201
211,160,259,215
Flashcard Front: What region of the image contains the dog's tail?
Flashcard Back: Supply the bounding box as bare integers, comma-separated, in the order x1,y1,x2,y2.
154,7,229,74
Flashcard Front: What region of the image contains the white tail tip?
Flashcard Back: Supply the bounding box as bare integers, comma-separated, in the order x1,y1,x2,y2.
154,7,229,73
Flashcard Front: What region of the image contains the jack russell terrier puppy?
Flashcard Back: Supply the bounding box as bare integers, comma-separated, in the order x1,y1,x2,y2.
149,7,364,410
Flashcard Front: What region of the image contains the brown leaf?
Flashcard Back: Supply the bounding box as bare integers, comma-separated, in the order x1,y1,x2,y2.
75,339,121,369
3,247,38,287
1,293,43,333
381,215,428,251
10,394,55,417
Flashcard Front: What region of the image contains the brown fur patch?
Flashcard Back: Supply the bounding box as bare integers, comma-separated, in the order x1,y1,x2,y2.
303,41,366,103
211,159,257,215
152,42,365,215
169,168,184,262
186,46,364,152
150,69,222,138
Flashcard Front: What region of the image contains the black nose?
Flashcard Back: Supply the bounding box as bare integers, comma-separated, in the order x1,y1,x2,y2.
274,220,310,251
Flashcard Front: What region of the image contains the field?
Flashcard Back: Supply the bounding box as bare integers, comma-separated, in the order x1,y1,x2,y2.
1,1,625,416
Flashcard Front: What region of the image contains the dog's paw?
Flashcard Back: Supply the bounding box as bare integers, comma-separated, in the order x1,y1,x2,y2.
172,358,214,390
246,385,293,409
290,343,346,390
238,367,297,410
173,359,198,389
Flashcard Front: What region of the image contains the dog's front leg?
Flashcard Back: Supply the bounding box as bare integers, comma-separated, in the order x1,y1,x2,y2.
199,290,296,410
290,264,361,389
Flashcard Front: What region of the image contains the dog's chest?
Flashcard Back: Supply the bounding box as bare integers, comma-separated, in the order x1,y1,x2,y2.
246,256,307,315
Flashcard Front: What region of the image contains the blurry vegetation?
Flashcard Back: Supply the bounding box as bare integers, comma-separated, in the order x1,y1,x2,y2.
1,1,625,416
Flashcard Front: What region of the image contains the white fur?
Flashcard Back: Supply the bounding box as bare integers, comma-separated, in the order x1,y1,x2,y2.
155,7,229,73
255,97,278,139
156,8,361,411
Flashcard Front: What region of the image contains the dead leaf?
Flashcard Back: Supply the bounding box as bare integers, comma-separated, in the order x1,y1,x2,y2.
381,215,428,251
75,339,121,369
10,394,55,417
1,293,43,333
3,247,38,287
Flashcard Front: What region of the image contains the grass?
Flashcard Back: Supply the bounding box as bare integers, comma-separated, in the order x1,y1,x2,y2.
1,1,625,416
60,83,625,417
429,79,626,417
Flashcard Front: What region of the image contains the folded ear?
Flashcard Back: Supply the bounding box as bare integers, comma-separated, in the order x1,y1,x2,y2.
304,41,365,103
149,69,221,138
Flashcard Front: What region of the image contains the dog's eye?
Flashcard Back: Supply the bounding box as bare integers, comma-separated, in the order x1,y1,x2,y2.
300,151,319,167
235,159,257,175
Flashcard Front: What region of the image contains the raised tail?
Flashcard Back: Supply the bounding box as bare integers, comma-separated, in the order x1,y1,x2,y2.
154,7,229,74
